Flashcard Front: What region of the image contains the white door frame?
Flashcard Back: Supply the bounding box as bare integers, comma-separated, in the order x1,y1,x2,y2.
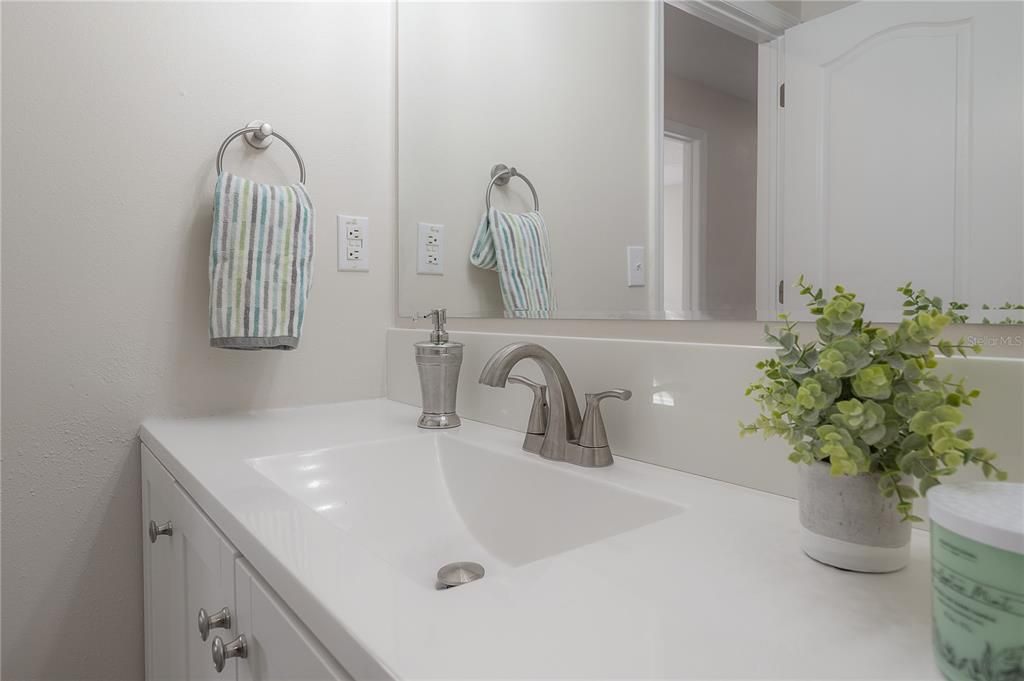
756,37,783,321
649,0,666,315
665,0,799,44
663,122,708,313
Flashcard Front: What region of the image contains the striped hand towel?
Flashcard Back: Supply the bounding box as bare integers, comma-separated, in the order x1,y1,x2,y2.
469,208,555,318
209,173,315,350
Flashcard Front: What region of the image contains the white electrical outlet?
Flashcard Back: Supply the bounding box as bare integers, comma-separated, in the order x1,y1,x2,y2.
627,246,645,287
338,215,369,272
417,223,444,275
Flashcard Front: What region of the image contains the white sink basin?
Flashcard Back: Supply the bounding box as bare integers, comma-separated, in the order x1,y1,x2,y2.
248,434,683,587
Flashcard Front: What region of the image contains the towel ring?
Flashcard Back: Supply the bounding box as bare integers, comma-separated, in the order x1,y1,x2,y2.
216,121,306,184
485,164,539,212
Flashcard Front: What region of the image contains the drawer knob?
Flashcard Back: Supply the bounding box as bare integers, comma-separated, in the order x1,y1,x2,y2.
148,520,173,543
198,606,231,641
212,634,247,673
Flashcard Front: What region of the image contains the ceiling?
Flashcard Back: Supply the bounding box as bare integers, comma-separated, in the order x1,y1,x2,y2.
664,4,759,102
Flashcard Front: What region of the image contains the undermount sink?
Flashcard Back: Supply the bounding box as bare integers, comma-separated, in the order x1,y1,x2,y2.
248,434,684,587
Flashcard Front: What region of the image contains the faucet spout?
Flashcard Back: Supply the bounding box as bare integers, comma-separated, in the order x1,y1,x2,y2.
478,343,582,460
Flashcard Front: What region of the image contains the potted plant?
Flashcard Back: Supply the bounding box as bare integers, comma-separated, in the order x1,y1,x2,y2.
741,278,1008,572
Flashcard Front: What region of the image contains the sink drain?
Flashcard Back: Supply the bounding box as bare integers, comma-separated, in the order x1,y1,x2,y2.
436,561,485,589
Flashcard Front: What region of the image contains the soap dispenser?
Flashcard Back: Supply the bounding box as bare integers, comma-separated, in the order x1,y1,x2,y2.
414,309,463,429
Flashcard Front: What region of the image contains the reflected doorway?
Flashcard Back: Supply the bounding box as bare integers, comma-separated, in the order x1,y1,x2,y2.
662,125,707,314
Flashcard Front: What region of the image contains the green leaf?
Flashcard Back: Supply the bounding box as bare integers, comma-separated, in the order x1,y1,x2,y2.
896,485,920,499
910,411,938,436
919,476,941,497
860,423,887,446
898,449,938,477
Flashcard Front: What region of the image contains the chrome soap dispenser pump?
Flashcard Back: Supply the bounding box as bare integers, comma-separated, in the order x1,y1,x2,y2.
415,309,463,429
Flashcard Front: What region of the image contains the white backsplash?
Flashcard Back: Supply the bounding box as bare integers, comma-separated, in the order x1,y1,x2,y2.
386,328,1024,499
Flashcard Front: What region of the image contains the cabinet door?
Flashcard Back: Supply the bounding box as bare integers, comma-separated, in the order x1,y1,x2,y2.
233,559,352,681
781,2,1023,319
143,445,188,681
143,444,239,681
174,479,240,680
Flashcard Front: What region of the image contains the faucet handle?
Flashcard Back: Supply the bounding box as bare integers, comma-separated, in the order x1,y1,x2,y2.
579,389,632,449
508,375,548,435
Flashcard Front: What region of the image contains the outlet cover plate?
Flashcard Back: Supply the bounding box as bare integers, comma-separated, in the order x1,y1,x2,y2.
417,222,444,275
338,215,369,272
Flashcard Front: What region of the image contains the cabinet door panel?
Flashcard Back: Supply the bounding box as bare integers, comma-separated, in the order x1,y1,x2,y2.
143,444,239,681
143,445,187,681
781,2,1023,319
175,482,240,680
234,559,352,681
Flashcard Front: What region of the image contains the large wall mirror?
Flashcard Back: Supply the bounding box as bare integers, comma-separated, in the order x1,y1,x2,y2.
397,1,1023,324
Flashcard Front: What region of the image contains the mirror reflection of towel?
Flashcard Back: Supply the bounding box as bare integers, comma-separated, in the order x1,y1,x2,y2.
469,207,555,318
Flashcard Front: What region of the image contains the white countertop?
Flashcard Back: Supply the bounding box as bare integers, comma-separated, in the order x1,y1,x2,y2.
141,398,940,680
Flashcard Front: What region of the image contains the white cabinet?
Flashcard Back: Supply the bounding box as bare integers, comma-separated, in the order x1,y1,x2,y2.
142,445,351,681
143,444,238,680
143,448,187,681
232,559,352,681
178,486,239,679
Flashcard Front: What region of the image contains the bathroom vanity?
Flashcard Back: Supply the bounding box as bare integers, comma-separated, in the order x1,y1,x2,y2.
142,443,354,680
141,399,943,680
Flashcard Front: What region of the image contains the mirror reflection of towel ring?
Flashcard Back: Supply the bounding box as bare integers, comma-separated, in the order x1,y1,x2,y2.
216,120,306,184
485,164,539,212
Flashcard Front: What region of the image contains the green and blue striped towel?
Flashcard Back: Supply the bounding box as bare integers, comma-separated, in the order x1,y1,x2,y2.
470,208,555,318
209,173,315,350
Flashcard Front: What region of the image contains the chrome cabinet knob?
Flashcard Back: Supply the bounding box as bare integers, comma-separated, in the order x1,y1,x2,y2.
211,634,247,673
198,606,231,642
148,520,173,543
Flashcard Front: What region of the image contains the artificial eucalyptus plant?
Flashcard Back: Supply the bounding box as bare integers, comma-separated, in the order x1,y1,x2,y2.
741,277,1007,521
898,282,1024,325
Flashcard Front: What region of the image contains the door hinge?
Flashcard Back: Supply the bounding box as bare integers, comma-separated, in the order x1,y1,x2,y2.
779,82,785,108
778,279,785,304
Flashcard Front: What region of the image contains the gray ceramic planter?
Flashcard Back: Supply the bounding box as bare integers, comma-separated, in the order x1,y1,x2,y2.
798,461,911,572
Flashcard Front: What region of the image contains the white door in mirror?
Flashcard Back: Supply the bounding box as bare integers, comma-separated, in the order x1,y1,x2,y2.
337,215,369,272
781,2,1022,319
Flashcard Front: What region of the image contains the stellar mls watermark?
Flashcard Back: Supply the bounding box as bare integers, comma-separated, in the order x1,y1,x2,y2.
966,334,1024,347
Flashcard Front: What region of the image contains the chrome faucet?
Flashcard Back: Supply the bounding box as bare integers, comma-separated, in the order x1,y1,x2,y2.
479,343,631,467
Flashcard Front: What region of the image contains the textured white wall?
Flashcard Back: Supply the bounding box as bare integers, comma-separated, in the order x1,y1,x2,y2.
397,1,655,318
1,3,394,678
